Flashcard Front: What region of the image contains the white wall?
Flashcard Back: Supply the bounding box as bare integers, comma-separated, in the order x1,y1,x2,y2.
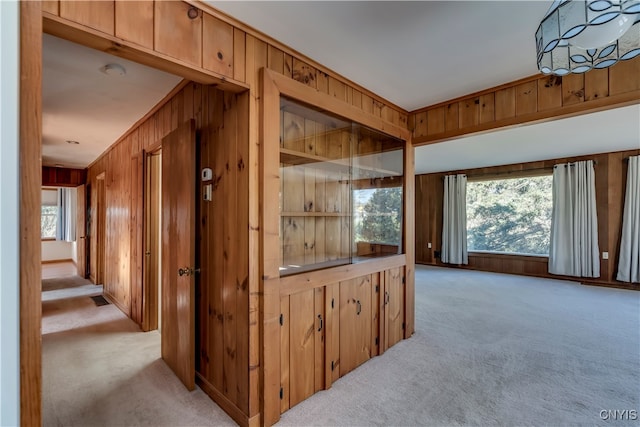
0,1,21,425
42,240,75,262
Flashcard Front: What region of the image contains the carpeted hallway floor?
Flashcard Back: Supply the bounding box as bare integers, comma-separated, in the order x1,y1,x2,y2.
42,276,236,427
43,266,639,426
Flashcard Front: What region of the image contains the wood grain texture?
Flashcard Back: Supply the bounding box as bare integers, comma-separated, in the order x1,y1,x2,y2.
411,58,640,145
115,0,153,49
41,166,86,187
154,1,202,67
288,289,316,407
161,119,196,391
20,2,43,425
203,13,234,77
59,0,114,34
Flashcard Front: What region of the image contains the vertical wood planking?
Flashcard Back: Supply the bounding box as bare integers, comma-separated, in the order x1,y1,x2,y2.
494,87,516,121
427,107,445,135
59,0,114,34
479,93,495,124
154,1,202,67
562,73,585,106
458,98,479,129
537,75,563,111
42,1,59,15
233,28,246,83
115,0,153,49
445,103,458,131
223,91,239,404
516,81,538,115
235,91,251,415
609,59,640,95
203,14,234,78
584,68,609,101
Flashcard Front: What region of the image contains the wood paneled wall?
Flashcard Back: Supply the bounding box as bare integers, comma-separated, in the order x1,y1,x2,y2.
42,166,86,187
415,149,640,290
410,57,640,145
86,82,252,423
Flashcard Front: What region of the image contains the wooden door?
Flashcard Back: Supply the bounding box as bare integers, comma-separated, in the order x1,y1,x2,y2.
385,267,404,349
161,119,196,390
76,184,86,278
339,275,372,377
281,287,325,411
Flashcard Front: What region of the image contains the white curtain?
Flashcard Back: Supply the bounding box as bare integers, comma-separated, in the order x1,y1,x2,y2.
56,187,76,242
442,174,468,265
549,160,600,277
617,155,640,283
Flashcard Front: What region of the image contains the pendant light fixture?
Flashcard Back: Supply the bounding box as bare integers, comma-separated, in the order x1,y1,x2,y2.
536,0,640,75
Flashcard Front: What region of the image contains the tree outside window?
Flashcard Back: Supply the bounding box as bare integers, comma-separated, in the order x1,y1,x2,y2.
466,175,552,255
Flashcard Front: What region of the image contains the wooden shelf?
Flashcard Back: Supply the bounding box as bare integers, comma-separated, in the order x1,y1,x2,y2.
281,211,351,217
280,148,400,178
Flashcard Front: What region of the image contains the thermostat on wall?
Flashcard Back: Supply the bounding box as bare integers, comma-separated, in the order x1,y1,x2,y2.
201,168,213,181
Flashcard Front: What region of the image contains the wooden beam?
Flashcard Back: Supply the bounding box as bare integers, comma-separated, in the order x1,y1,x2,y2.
411,59,640,146
20,1,43,425
413,90,640,146
42,12,249,93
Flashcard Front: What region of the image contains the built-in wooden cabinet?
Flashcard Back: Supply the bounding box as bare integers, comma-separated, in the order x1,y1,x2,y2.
263,69,414,423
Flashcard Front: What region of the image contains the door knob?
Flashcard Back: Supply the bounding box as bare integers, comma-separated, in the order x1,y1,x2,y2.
178,267,200,277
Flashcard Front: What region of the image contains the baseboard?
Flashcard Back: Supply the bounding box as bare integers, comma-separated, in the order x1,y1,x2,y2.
41,258,73,264
196,373,250,427
418,262,640,292
102,291,130,316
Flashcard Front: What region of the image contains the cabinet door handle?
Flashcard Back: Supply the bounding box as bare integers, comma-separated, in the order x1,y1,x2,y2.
317,314,323,332
356,300,361,315
385,291,390,305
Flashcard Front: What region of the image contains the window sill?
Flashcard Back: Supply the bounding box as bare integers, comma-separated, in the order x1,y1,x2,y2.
468,251,548,260
41,238,56,242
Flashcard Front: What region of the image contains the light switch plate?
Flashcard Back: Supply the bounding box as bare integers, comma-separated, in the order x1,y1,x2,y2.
602,251,609,260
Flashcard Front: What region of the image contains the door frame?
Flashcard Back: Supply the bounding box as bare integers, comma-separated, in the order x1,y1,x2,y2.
142,146,162,331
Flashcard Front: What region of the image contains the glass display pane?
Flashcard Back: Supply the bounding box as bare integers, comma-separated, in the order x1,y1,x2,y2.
279,97,404,276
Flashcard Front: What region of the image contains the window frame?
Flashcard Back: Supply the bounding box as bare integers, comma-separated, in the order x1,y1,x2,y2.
465,172,553,257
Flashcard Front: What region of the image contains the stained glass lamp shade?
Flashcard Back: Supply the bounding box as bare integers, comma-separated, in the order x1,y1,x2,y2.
536,0,640,75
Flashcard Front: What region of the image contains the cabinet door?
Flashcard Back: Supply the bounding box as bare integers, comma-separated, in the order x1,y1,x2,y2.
385,267,404,349
339,275,372,377
281,288,325,411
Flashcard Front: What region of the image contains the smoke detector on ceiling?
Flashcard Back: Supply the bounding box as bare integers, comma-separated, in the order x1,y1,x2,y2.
100,63,126,77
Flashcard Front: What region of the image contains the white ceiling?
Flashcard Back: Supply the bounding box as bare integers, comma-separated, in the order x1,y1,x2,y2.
42,1,639,172
42,34,181,168
209,0,550,110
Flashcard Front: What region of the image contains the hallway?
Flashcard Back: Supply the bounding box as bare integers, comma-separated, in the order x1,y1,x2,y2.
42,273,235,426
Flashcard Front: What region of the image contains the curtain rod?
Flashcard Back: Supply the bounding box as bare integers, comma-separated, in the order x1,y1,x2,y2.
554,160,598,168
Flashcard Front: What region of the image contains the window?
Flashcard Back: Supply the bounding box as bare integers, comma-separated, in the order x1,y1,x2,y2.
466,175,552,256
41,188,58,239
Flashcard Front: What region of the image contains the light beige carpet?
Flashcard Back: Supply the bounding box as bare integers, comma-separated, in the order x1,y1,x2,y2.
277,266,640,426
43,268,640,426
42,283,236,427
